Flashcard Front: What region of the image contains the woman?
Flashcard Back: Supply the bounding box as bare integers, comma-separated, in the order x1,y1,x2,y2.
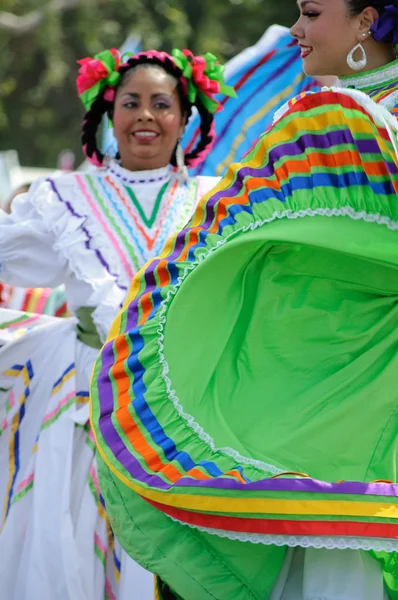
91,2,398,600
0,48,235,599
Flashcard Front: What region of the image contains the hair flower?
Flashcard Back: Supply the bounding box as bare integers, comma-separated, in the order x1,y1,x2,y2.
77,49,122,111
172,49,236,113
370,2,398,45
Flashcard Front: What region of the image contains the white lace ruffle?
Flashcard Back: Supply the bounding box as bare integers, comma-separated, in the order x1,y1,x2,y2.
169,516,398,553
156,206,398,477
32,176,127,342
337,60,398,91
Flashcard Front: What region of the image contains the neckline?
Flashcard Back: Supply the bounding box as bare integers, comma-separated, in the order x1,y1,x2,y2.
337,59,398,90
124,180,174,228
107,159,172,185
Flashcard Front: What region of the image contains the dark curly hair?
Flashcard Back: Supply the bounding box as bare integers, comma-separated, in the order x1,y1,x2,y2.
81,53,216,169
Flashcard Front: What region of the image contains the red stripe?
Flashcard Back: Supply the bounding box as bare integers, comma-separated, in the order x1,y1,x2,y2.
185,48,278,153
144,497,398,540
55,303,68,317
21,289,33,312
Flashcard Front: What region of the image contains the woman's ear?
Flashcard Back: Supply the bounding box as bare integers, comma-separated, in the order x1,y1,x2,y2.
357,6,379,38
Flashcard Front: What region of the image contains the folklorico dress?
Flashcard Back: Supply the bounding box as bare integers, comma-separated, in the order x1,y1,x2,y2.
0,160,218,600
91,60,398,599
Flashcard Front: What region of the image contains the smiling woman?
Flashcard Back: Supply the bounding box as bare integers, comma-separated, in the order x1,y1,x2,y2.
291,0,397,76
0,47,235,600
90,2,398,600
112,67,186,172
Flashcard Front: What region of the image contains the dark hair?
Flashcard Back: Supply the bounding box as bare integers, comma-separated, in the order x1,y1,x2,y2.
81,53,215,169
346,0,388,13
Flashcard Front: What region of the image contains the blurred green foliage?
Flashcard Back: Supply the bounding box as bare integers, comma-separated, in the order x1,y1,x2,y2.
0,0,299,167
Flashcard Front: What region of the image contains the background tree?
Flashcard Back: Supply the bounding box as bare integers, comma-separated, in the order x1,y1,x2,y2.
0,0,299,167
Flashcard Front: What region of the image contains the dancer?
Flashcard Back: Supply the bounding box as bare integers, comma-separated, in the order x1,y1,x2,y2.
91,2,398,599
0,47,234,599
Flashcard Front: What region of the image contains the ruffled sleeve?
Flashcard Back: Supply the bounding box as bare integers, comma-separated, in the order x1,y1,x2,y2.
0,179,68,288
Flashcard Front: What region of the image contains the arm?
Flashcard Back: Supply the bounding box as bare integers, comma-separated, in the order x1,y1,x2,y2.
0,178,68,288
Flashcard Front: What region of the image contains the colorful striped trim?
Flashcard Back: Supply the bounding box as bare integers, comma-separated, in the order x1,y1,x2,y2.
0,313,40,330
2,362,33,528
91,89,398,545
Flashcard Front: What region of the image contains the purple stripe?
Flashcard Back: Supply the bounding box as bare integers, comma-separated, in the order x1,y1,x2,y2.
368,81,398,96
109,166,170,185
125,257,162,331
123,228,195,332
96,359,171,489
47,178,126,290
175,476,398,498
201,128,358,229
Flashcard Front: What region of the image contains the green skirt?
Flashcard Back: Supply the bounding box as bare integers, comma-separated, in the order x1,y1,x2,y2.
91,89,398,598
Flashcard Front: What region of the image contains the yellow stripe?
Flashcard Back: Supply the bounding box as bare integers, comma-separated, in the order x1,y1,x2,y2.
2,364,31,528
51,368,76,396
25,289,42,313
97,488,121,583
4,368,23,378
94,441,397,521
2,410,18,527
216,72,307,176
154,576,160,600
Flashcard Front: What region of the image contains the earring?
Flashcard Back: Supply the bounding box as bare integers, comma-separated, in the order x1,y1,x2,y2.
346,40,367,71
176,140,188,182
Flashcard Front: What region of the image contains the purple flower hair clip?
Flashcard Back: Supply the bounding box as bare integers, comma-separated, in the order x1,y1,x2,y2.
370,2,398,45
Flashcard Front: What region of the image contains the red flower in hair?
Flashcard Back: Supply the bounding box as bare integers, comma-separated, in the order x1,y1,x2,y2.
76,49,122,110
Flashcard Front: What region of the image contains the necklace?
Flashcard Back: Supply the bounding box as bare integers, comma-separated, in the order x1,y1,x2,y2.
123,180,171,228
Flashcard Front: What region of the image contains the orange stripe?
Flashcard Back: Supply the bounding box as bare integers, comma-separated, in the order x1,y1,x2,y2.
139,292,154,325
158,259,171,288
116,404,182,483
111,336,183,483
179,229,203,262
226,470,247,484
275,152,393,180
186,468,211,481
105,176,179,251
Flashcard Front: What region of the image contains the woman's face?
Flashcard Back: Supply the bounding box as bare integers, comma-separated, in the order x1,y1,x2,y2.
291,0,369,77
113,66,186,172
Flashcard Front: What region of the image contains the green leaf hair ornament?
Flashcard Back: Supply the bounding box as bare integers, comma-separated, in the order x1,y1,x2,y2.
171,49,237,113
76,49,122,111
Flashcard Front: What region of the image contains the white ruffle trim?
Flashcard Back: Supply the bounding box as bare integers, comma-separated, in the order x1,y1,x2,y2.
169,516,398,552
32,176,126,342
156,206,398,476
337,61,398,92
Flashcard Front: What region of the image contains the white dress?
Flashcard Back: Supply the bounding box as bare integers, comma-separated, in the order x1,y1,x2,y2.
0,161,218,600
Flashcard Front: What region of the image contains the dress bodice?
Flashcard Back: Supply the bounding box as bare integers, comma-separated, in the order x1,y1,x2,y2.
0,160,219,339
337,58,398,117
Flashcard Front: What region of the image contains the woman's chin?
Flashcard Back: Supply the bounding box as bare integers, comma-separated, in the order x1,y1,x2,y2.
302,58,337,81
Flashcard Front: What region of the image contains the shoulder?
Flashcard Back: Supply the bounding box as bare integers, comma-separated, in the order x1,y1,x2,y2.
273,87,397,132
44,166,107,191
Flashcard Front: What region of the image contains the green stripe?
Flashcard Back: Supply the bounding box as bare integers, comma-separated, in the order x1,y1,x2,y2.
12,480,34,504
86,174,141,272
124,181,169,228
0,313,31,329
40,397,76,431
94,543,106,567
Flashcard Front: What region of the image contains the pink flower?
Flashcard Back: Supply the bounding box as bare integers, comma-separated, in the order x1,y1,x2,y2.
76,49,121,96
183,50,221,97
